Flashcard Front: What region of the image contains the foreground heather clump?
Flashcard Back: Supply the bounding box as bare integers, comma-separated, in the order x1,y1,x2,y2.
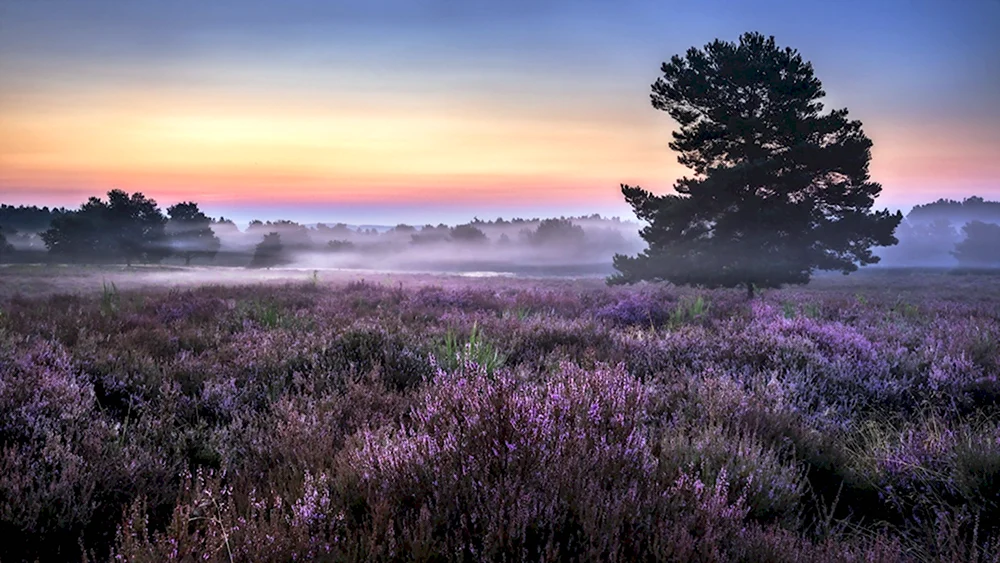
0,270,998,561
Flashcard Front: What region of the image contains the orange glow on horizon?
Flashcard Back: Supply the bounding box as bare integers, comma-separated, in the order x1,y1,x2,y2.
1,86,997,210
0,86,679,207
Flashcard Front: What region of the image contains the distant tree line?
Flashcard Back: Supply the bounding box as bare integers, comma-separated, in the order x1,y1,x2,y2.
907,196,1000,224
0,190,638,267
0,204,70,233
2,186,997,270
881,196,1000,268
20,190,221,267
878,207,1000,268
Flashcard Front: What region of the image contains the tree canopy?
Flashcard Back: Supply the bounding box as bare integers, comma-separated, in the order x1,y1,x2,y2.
610,32,901,297
952,221,1000,268
247,220,312,249
41,189,169,265
0,225,14,262
526,218,586,247
166,202,221,265
450,224,488,243
907,196,1000,225
249,232,287,269
0,205,69,233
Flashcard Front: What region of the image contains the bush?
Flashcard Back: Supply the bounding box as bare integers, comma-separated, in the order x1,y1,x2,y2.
658,423,807,527
339,362,660,559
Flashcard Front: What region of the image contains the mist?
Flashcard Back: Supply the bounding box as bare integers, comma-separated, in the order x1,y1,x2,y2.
4,194,999,276
212,216,646,277
873,197,1000,269
0,209,647,278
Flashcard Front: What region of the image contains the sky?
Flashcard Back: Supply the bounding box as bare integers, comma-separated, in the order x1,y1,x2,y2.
1,0,998,226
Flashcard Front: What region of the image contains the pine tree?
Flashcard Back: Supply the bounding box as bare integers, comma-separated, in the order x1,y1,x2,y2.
611,32,901,297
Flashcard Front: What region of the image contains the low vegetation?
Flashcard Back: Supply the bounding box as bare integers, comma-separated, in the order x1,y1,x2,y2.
1,270,998,561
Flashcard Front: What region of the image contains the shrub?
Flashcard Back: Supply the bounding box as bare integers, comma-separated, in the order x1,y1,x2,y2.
594,290,676,328
658,423,807,527
339,362,660,559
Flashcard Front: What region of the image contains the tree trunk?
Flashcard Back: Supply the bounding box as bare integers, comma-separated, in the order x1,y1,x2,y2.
185,254,192,266
746,281,755,300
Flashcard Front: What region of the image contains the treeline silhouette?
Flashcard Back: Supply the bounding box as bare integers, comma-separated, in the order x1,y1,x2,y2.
878,197,1000,268
907,196,1000,224
0,204,70,232
0,190,641,272
2,191,998,270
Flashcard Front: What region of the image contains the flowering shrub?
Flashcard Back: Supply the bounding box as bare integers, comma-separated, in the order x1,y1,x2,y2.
594,290,676,327
341,362,656,559
0,269,997,560
658,423,807,527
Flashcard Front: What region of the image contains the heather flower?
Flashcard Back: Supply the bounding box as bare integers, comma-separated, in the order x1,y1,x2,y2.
594,290,676,327
1,270,997,560
342,361,660,558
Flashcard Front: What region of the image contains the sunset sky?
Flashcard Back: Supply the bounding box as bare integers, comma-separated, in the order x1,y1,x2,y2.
1,0,998,225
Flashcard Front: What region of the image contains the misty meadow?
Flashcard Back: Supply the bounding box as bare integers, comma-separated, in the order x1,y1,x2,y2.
2,193,999,278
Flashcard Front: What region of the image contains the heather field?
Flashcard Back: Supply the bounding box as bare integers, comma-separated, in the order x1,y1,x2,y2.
2,267,1000,562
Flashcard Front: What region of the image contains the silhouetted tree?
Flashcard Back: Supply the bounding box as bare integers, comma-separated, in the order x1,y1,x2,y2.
450,224,488,243
327,239,355,252
211,217,241,236
315,222,353,239
0,204,69,233
0,225,15,262
41,189,169,265
107,190,171,265
40,204,100,260
268,220,313,249
909,196,1000,225
410,229,449,245
952,221,1000,268
528,218,586,247
611,32,901,298
249,232,286,268
245,219,312,249
389,224,417,236
166,202,221,265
